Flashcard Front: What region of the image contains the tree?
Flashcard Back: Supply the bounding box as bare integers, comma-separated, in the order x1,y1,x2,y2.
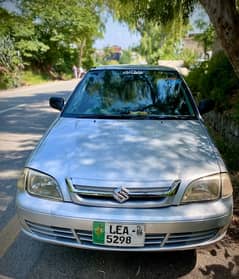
119,49,132,64
0,7,29,87
0,35,22,88
136,21,189,64
104,0,239,78
18,0,104,73
0,7,48,67
199,0,239,77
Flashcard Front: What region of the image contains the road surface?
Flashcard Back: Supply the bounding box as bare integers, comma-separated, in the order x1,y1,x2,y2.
0,80,238,279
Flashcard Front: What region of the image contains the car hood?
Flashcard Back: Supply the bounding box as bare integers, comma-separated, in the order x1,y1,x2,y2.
28,117,220,185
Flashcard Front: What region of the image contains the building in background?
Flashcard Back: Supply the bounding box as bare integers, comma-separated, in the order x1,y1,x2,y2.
110,45,122,61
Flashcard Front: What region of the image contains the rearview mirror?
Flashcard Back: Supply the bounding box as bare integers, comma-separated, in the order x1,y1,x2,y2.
49,97,64,111
198,99,215,115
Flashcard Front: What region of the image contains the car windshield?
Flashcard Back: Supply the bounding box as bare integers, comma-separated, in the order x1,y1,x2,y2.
63,69,196,119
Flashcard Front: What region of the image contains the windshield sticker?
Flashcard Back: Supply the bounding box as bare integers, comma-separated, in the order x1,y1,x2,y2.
122,70,144,75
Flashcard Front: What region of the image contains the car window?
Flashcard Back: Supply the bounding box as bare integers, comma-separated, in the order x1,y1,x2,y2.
63,69,196,119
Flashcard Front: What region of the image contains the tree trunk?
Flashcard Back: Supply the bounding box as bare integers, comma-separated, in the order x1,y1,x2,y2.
200,0,239,78
78,38,86,68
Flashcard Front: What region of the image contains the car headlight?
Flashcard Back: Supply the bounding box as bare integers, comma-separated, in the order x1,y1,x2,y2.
221,173,233,198
17,168,63,201
182,173,232,203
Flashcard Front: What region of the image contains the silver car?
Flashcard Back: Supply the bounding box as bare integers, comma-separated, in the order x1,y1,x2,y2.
16,65,233,251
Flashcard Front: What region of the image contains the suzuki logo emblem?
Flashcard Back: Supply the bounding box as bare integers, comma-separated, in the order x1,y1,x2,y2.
113,187,129,203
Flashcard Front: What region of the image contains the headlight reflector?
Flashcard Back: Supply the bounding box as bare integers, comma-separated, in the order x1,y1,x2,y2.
17,168,28,191
221,173,233,198
19,168,63,200
182,174,221,203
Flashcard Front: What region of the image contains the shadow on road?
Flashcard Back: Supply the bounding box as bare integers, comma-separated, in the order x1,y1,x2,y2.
43,247,197,279
0,89,71,226
1,233,239,279
0,236,197,279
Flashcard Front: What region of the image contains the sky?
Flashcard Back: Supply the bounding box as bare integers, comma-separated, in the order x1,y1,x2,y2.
94,7,209,50
94,16,141,50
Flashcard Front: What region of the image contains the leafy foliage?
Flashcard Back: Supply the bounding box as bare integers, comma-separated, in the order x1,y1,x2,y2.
135,21,190,64
207,127,239,172
186,51,239,112
194,19,215,56
0,36,21,70
104,0,196,28
119,49,132,64
0,6,49,64
0,0,104,87
0,35,23,88
104,0,196,66
105,0,239,82
179,49,197,68
20,0,103,70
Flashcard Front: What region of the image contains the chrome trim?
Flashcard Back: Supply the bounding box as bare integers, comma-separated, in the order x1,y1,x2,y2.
17,191,232,251
25,220,76,243
66,179,180,197
66,178,180,208
24,220,222,251
160,233,170,247
22,227,227,251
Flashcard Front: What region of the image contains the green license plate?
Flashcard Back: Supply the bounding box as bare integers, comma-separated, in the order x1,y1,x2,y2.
93,222,145,247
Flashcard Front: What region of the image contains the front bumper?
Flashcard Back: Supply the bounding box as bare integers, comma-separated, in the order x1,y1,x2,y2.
16,192,233,251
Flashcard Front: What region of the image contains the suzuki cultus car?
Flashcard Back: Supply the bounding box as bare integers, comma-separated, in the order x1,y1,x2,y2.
16,65,233,251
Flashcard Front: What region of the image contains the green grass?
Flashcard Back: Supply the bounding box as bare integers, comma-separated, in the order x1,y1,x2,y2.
21,70,50,86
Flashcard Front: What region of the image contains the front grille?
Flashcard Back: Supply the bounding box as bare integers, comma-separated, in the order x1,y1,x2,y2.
66,178,180,208
75,230,92,245
145,233,166,247
164,229,218,247
75,228,218,248
73,185,172,197
75,229,166,247
25,220,77,244
25,220,219,249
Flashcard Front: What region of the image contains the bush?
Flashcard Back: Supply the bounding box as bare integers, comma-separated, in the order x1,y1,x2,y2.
179,49,197,68
0,71,21,89
207,127,239,172
186,51,239,112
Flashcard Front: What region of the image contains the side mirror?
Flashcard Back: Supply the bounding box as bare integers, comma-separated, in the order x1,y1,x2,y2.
49,97,64,111
198,99,215,115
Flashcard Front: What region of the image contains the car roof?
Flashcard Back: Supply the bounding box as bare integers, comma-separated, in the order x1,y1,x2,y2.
91,64,178,72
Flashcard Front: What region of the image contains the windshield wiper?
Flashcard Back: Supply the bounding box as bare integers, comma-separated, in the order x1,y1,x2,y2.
136,102,163,112
118,110,196,119
69,114,136,119
147,115,196,120
64,113,196,120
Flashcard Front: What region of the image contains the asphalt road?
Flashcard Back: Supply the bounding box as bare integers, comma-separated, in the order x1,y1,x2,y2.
0,80,238,279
